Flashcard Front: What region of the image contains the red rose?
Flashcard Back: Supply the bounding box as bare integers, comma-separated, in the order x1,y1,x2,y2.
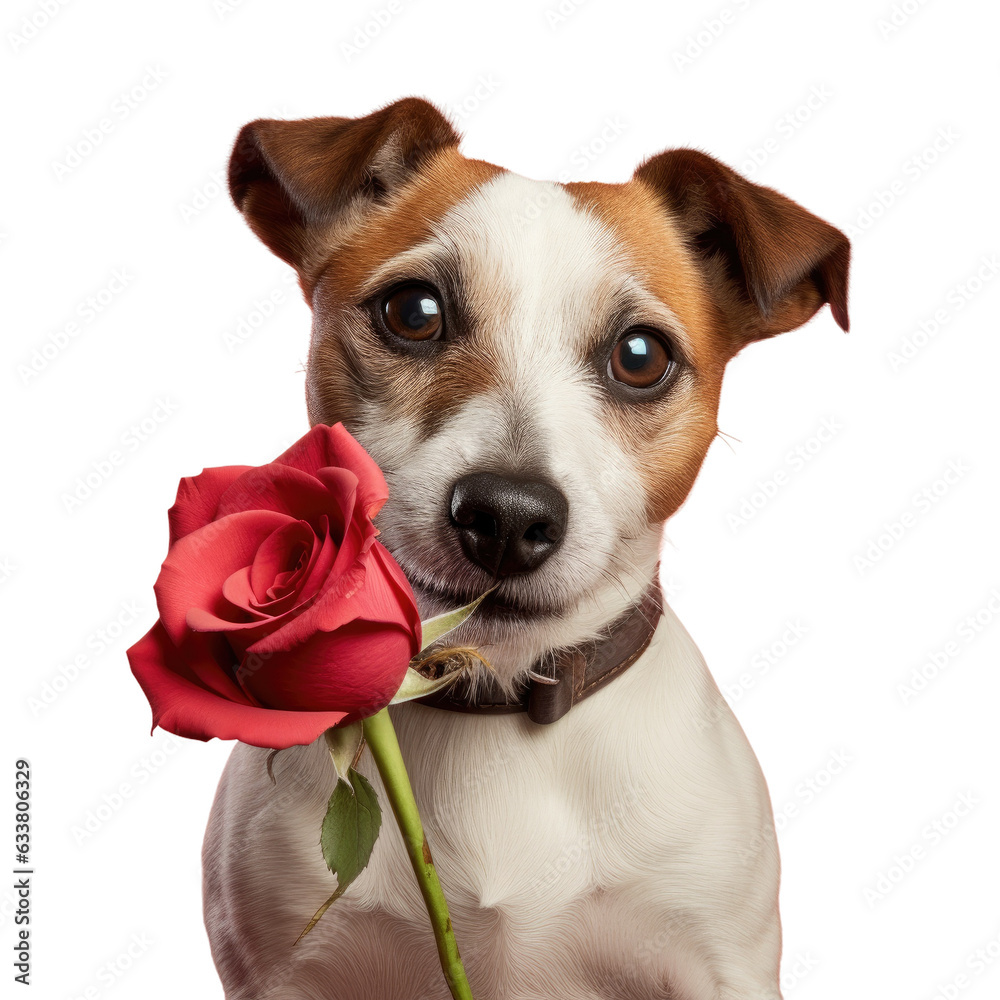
127,423,421,749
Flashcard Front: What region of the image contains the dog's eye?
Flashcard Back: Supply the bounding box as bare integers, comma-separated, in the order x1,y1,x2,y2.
382,285,443,341
608,330,672,388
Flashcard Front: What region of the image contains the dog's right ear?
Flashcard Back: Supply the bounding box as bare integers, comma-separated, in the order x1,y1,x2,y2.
228,97,460,283
634,148,850,347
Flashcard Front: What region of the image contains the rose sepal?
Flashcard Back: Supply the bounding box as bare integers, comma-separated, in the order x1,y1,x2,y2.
416,591,491,652
389,592,493,704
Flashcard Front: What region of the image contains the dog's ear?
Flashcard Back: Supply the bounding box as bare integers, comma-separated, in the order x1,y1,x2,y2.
228,97,460,281
633,149,850,346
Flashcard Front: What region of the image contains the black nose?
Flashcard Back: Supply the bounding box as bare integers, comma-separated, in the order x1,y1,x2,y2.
449,473,568,577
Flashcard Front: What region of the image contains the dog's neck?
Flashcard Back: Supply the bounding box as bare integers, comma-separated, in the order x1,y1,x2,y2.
418,571,663,723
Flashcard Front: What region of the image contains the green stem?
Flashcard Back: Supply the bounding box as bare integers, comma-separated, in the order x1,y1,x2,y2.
362,708,474,1000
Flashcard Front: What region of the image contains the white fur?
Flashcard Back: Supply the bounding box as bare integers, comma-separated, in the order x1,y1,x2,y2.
204,174,783,999
345,175,698,687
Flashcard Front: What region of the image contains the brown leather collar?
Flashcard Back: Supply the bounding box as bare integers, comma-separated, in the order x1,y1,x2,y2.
416,577,663,725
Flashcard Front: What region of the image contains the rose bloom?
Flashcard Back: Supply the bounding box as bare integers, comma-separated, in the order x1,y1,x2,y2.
127,424,421,749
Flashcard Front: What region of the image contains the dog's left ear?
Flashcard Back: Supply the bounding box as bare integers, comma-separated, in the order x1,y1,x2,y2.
634,149,850,347
228,97,460,288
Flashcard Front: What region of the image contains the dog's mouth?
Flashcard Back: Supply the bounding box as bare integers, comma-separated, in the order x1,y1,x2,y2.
396,563,567,624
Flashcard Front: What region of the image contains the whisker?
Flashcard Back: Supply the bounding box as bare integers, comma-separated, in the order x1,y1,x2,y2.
716,427,741,454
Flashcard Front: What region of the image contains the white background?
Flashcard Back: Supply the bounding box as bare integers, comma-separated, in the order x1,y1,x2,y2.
3,0,999,997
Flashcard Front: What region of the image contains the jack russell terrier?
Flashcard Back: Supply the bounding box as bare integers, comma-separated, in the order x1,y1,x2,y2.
203,97,850,1000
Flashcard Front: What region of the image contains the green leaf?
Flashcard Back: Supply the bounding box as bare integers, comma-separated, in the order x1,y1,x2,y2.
418,590,493,652
324,721,365,782
322,768,381,888
390,665,468,704
295,768,381,944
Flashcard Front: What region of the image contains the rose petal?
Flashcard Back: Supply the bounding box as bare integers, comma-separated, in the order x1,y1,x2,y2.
245,540,419,676
311,537,420,635
188,521,340,646
155,509,293,645
367,540,423,641
275,423,389,520
249,520,316,603
168,465,253,545
147,626,248,704
245,561,368,654
214,464,354,540
280,518,338,610
245,514,372,653
221,566,268,616
127,623,348,749
240,620,414,718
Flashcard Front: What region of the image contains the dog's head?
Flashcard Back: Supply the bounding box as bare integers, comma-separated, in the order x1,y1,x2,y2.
228,97,849,679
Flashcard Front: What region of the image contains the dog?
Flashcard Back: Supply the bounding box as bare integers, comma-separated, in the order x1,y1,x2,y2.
202,97,850,1000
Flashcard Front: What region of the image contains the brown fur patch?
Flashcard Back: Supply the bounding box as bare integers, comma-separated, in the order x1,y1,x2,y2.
604,381,720,525
306,148,507,430
565,180,730,371
313,148,504,301
565,180,728,523
631,148,850,338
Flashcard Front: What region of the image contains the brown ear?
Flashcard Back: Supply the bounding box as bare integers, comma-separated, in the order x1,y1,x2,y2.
633,149,850,345
229,97,460,284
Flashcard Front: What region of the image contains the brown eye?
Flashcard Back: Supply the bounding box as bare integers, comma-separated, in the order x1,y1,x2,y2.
608,330,671,388
382,285,443,341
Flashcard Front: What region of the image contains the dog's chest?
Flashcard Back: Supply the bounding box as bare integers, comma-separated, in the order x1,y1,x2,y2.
340,619,761,996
